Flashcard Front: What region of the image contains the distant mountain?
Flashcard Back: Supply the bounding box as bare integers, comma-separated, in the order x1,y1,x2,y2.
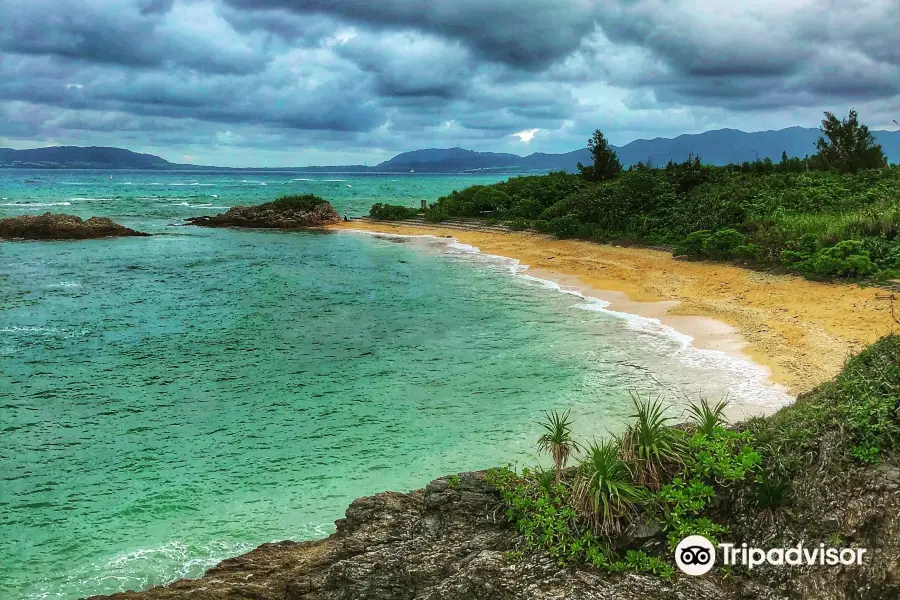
372,127,900,173
614,127,821,166
0,146,172,169
3,127,898,172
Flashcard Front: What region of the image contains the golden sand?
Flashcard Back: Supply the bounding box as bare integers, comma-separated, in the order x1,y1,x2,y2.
328,220,896,396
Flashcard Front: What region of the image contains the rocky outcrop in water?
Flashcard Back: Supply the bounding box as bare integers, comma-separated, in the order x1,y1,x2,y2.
0,213,150,240
187,195,340,229
87,460,900,600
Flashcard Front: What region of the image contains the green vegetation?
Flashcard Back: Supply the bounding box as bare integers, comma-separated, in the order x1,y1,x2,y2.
537,409,581,482
265,194,330,212
414,110,899,281
577,129,622,182
369,203,422,220
815,109,887,173
488,334,900,579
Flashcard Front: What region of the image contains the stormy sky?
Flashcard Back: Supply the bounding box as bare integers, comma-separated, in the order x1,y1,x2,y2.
1,0,898,167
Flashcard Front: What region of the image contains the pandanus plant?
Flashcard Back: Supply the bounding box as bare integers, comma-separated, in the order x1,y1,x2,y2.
573,439,644,535
537,409,581,482
620,393,683,489
687,395,730,436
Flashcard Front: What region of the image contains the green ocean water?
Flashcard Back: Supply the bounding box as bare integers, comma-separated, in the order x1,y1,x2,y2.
0,170,790,599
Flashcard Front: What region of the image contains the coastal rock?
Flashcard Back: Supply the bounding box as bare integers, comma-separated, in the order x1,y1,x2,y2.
0,212,150,240
84,462,900,600
186,195,340,229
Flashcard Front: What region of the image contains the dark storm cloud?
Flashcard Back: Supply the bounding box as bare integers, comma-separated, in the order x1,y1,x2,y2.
1,0,898,165
333,31,474,99
0,0,267,74
589,0,900,110
223,0,602,69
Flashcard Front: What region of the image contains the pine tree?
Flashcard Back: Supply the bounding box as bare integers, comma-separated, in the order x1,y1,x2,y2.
815,109,886,173
577,129,622,181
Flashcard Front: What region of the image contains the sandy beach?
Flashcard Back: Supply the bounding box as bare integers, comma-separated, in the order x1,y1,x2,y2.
330,220,896,396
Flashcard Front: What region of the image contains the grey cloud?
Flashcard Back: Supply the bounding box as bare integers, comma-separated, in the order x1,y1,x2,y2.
223,0,602,69
0,0,267,74
334,31,474,99
1,0,899,165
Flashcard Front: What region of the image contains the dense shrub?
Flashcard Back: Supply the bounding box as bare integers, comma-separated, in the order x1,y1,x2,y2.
369,203,420,220
507,197,544,219
267,194,329,212
782,239,878,278
548,215,582,239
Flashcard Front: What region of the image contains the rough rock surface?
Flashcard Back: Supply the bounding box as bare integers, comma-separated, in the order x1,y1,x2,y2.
186,202,340,229
87,463,900,600
0,212,150,240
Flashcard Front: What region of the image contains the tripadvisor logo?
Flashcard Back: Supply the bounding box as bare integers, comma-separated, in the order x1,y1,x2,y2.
675,535,716,575
674,535,868,575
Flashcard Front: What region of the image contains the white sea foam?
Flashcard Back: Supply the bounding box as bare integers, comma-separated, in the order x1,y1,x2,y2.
1,201,72,207
171,202,230,209
24,539,256,600
47,282,81,288
293,178,312,181
343,228,794,410
0,326,88,337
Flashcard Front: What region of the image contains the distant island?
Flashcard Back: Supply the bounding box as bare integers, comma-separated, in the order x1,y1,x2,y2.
4,127,898,172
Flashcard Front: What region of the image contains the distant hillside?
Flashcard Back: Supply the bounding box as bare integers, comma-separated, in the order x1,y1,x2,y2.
373,128,899,173
615,127,822,166
375,148,523,172
3,127,898,171
0,146,172,169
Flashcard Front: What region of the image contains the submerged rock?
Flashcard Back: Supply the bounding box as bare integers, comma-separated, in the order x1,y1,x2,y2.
186,195,340,229
83,462,900,600
0,212,150,240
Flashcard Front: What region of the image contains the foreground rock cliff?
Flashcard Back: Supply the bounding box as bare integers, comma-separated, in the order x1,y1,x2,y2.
0,212,150,240
187,194,341,229
89,461,899,600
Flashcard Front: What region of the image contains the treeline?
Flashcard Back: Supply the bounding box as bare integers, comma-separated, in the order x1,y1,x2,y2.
415,110,899,281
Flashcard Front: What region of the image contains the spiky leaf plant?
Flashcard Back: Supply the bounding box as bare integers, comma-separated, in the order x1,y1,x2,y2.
537,409,581,482
573,439,644,535
621,393,683,489
687,396,730,437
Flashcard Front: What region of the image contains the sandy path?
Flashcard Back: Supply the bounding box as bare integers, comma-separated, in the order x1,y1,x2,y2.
329,220,896,396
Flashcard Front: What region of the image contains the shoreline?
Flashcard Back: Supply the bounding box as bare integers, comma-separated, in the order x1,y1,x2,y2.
329,220,895,397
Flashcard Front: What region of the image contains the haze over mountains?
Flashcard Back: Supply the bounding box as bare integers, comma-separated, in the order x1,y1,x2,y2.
3,127,898,172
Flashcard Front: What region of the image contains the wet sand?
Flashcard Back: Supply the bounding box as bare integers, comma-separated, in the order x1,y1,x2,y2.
330,220,896,396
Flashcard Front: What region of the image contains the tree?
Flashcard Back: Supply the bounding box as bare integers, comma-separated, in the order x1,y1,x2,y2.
814,109,886,173
577,129,622,181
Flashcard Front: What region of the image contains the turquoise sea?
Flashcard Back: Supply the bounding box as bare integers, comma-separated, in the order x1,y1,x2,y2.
0,170,789,599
